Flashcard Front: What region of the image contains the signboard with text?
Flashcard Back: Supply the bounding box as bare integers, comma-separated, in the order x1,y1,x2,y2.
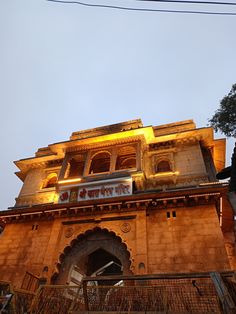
58,177,132,203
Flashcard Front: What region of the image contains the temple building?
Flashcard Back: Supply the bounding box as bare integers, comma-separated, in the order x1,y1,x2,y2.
0,119,235,287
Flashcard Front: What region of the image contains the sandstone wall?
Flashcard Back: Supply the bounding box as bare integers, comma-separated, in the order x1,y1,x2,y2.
147,204,230,273
0,204,230,287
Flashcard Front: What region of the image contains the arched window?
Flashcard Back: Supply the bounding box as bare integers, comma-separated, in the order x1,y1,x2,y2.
120,157,136,169
64,153,86,179
115,145,136,170
68,158,84,178
43,173,57,188
89,152,111,174
156,160,171,173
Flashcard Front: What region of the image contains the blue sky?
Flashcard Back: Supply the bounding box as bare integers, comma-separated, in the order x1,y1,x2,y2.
0,0,235,209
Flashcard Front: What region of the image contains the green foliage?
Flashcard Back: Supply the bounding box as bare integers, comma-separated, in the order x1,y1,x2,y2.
209,84,236,137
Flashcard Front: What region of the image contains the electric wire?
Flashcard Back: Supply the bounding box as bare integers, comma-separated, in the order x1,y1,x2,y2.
137,0,236,6
46,0,236,15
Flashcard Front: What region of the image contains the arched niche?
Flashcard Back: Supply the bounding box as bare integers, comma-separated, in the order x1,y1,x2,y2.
156,160,171,173
52,227,132,285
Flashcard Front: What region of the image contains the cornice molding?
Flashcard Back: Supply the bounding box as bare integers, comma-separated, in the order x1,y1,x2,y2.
65,135,145,153
15,157,63,172
1,184,228,223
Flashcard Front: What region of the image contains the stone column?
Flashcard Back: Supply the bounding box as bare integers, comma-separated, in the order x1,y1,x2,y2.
83,151,92,176
58,154,70,180
110,146,117,173
136,142,142,171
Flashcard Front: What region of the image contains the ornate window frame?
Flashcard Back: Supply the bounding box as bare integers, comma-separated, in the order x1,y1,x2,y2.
152,153,175,174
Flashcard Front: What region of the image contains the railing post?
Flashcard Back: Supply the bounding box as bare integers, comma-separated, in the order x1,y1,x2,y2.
210,272,236,313
82,280,89,311
29,285,43,314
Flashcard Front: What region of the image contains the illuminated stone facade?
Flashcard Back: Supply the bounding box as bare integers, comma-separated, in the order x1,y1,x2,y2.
0,119,235,287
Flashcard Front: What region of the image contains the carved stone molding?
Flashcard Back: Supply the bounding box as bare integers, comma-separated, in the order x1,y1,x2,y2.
64,227,74,238
66,136,144,153
120,222,131,233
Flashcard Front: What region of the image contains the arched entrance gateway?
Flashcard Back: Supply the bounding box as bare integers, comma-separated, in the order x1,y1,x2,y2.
52,228,132,285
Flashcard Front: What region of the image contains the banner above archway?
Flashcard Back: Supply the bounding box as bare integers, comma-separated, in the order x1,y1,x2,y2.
58,177,132,203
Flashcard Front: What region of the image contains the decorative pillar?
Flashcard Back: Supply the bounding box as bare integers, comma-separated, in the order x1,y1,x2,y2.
136,142,142,171
110,147,117,173
58,154,70,180
83,151,92,176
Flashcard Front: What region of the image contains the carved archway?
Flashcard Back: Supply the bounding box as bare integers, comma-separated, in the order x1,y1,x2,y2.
52,227,132,285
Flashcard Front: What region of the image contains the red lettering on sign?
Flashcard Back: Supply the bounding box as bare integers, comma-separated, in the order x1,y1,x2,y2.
79,188,87,199
60,191,69,201
100,186,113,196
115,184,130,195
88,189,100,198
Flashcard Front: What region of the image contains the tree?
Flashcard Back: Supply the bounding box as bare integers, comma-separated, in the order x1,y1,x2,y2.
210,84,236,193
209,84,236,137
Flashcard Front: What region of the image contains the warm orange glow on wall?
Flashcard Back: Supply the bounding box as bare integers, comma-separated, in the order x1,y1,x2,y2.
153,171,179,177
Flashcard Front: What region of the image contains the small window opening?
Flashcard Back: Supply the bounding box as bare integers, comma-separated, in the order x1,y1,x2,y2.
172,211,176,218
166,212,171,219
45,176,57,188
139,262,145,270
89,152,110,174
156,160,171,173
43,173,57,188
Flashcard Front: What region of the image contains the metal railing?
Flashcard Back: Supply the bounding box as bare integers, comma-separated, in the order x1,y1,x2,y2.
21,271,39,292
2,271,236,313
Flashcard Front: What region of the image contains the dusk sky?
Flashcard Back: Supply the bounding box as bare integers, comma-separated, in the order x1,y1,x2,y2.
0,0,235,209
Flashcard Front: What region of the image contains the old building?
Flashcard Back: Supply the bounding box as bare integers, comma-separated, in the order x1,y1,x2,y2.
0,119,235,287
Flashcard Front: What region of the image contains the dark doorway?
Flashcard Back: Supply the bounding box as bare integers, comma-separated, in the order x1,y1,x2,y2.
87,249,123,286
87,249,122,276
52,228,132,286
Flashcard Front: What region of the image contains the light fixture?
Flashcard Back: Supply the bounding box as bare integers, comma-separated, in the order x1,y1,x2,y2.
58,178,82,184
